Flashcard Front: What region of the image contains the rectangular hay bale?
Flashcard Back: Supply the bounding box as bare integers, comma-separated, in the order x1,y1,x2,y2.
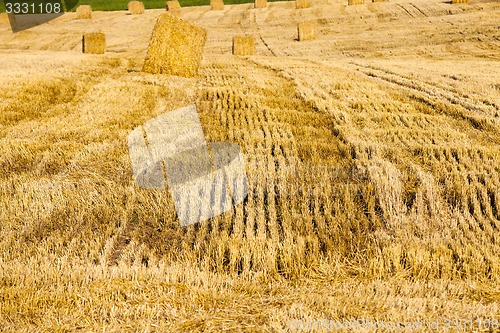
210,0,224,10
254,0,267,8
296,0,310,9
82,32,106,54
372,0,386,2
452,0,468,3
348,0,364,4
76,5,92,19
142,13,207,77
297,21,316,41
232,35,255,56
128,1,145,14
166,0,181,11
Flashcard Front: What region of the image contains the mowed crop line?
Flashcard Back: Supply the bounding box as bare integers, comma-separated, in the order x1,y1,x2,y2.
248,55,500,279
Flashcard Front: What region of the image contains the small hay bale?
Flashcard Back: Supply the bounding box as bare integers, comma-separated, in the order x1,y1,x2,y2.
297,21,316,41
128,1,145,14
254,0,267,9
348,0,364,4
210,0,224,10
296,0,310,9
82,32,106,54
143,13,207,77
76,5,92,19
166,0,181,11
0,12,15,26
372,0,386,2
452,0,468,3
232,35,255,56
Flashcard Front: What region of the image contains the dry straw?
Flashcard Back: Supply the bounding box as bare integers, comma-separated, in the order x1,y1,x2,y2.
254,0,267,9
0,12,15,26
296,0,310,9
348,0,364,4
76,5,92,19
143,13,207,77
372,0,385,2
166,0,181,11
232,35,255,56
298,21,316,41
211,0,224,10
452,0,468,3
128,1,145,14
82,32,106,54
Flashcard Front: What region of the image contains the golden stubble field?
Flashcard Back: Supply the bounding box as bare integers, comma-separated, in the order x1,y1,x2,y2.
0,0,499,331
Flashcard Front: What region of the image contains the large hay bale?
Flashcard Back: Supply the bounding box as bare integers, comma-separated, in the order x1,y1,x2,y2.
211,0,224,10
254,0,267,9
0,12,15,26
166,0,181,11
128,1,145,14
232,35,255,56
348,0,364,4
296,0,310,9
143,13,207,77
76,5,92,19
297,21,316,41
82,32,106,54
452,0,468,3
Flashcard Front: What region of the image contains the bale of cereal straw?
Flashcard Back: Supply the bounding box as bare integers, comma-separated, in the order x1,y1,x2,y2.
82,32,106,54
451,0,468,3
166,0,181,12
296,0,310,9
76,5,92,19
372,0,386,2
143,13,207,77
128,1,145,14
297,21,316,41
347,0,364,4
210,0,224,10
232,35,255,56
254,0,267,9
0,12,15,26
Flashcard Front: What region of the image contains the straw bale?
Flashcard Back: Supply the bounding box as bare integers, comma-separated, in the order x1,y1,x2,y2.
296,0,310,9
254,0,267,9
166,0,181,11
348,0,364,4
298,21,316,41
76,5,92,19
210,0,224,10
82,32,106,54
128,1,145,14
142,13,207,77
232,35,255,56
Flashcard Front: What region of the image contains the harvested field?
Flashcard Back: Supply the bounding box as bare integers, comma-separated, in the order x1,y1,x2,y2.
0,0,499,331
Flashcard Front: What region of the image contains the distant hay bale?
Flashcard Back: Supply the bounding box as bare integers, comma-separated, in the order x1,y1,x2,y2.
372,0,386,2
143,13,207,77
254,0,267,9
128,1,145,14
451,0,468,3
0,12,15,26
297,21,316,41
166,0,181,11
210,0,224,10
348,0,364,4
232,35,255,56
296,0,310,9
76,5,92,19
82,32,106,54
